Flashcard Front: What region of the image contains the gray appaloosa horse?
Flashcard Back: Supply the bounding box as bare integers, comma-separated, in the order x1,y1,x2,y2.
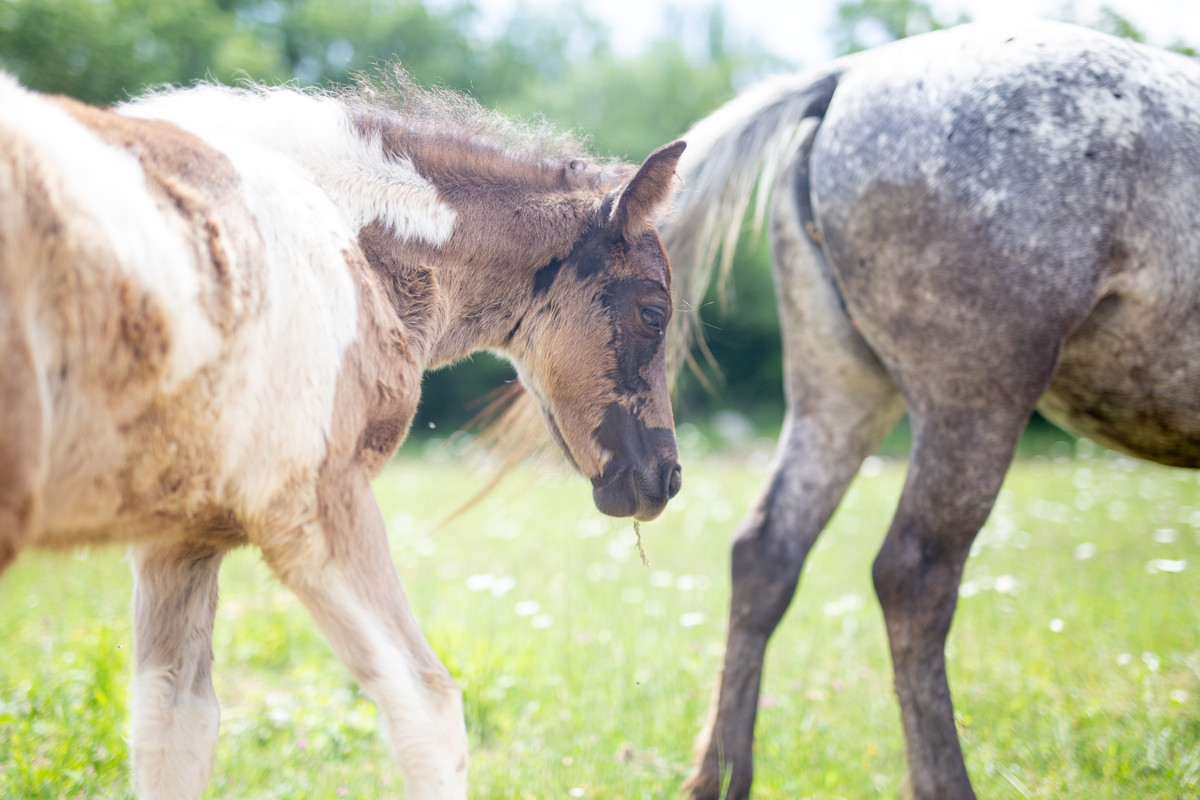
665,20,1200,800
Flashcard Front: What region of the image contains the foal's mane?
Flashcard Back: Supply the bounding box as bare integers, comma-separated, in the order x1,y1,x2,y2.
338,67,628,191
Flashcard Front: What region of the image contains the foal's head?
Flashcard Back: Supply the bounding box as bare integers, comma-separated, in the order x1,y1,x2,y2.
351,76,687,520
508,142,687,521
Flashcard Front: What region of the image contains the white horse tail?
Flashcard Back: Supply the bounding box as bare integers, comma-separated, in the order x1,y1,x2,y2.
664,62,845,363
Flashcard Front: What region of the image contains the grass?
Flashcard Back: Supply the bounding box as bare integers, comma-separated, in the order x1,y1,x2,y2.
2,434,1199,799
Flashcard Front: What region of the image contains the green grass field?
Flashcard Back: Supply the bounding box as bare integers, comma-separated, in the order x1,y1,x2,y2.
2,436,1199,799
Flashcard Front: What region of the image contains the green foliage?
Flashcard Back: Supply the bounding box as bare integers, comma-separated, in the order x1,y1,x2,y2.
493,12,785,160
0,0,275,104
1,604,132,797
262,0,481,88
830,0,967,55
0,630,129,798
1060,2,1198,56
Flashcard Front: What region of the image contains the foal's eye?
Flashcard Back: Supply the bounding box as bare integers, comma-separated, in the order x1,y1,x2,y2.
640,306,666,334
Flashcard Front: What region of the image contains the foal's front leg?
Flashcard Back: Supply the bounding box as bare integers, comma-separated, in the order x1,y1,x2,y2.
129,542,226,800
263,469,468,800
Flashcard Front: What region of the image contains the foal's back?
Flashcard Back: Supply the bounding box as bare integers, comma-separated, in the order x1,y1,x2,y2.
0,76,364,563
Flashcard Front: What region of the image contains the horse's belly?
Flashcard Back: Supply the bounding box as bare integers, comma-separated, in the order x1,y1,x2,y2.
34,345,335,549
1041,292,1200,468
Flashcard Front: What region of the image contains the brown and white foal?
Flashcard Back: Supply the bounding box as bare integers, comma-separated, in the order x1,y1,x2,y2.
0,73,684,799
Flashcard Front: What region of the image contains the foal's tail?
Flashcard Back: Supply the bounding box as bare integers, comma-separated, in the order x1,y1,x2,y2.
662,63,843,371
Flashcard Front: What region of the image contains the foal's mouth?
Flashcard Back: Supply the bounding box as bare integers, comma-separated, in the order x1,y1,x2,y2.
542,408,681,520
592,460,681,521
591,468,643,519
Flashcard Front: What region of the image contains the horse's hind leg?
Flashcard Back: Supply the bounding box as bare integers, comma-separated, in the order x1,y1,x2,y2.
129,541,226,800
871,404,1036,799
262,468,468,800
685,170,904,800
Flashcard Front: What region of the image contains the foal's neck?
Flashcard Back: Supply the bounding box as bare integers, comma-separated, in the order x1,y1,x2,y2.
353,129,610,370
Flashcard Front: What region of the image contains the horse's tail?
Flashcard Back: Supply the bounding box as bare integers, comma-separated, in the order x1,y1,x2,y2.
662,62,844,371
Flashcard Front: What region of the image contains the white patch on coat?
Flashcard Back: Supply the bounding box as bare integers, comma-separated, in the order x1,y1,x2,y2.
322,578,469,800
208,157,362,519
1,73,366,536
131,666,220,800
0,74,223,390
122,86,458,245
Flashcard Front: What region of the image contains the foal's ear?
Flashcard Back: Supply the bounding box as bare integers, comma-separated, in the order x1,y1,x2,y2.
611,140,686,238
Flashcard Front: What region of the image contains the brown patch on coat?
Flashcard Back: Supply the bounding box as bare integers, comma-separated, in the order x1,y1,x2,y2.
0,131,53,572
117,281,171,383
51,95,267,334
338,246,423,475
114,368,222,516
356,232,445,363
258,247,422,581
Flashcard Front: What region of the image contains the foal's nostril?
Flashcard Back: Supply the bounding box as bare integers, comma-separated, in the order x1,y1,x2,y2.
664,463,682,500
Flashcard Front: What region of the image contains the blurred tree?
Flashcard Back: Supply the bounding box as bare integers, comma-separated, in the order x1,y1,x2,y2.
502,26,776,160
0,0,495,104
0,0,283,104
1068,3,1196,56
830,0,966,55
260,0,482,88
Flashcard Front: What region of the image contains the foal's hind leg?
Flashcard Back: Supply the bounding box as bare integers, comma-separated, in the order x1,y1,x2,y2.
262,468,468,800
129,541,226,800
686,173,904,800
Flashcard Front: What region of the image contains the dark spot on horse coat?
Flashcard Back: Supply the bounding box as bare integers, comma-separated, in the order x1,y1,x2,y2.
532,258,563,297
568,225,610,281
117,281,171,384
600,277,664,396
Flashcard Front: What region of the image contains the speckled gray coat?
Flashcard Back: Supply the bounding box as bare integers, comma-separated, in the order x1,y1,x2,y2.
665,20,1200,800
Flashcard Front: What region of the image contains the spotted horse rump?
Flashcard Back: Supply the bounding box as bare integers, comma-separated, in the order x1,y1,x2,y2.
664,20,1200,800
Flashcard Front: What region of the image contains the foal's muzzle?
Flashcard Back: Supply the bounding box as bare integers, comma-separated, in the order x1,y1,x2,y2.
592,457,681,521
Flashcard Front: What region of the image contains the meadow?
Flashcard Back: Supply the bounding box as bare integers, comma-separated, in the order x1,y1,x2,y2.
2,428,1199,799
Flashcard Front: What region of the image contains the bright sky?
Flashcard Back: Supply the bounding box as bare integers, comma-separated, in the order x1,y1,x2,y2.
459,0,1200,68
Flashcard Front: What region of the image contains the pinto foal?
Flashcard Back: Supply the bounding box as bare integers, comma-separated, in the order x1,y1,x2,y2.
0,74,684,799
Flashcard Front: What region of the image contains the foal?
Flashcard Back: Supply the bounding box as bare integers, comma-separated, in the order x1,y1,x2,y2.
0,72,684,799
